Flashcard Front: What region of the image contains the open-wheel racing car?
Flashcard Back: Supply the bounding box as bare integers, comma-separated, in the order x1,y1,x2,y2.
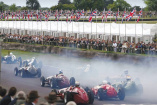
108,71,143,95
1,52,22,64
14,57,42,78
53,82,94,104
40,72,76,89
91,80,125,101
111,75,143,95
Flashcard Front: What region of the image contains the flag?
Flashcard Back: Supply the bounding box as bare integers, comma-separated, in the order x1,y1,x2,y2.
121,10,126,23
15,12,17,21
12,12,14,20
89,10,93,22
126,8,136,21
137,9,142,23
106,9,111,22
45,12,48,21
22,11,25,20
115,8,119,23
66,14,68,22
70,10,74,22
27,10,30,21
31,11,33,20
102,8,105,23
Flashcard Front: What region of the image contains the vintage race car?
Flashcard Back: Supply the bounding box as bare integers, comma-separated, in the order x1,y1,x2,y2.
40,74,76,89
1,52,22,64
112,77,143,95
14,65,41,78
20,57,42,68
54,85,94,104
91,82,125,101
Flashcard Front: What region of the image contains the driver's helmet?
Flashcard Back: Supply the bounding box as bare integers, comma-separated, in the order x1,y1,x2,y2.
102,80,108,85
126,75,131,81
124,70,128,75
75,81,80,87
10,52,13,56
32,57,36,60
59,70,63,74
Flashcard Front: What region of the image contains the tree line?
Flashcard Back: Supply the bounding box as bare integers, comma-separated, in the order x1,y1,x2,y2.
0,0,156,12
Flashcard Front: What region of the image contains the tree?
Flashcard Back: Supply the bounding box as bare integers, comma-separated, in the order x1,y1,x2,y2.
26,0,40,10
73,0,114,11
107,0,131,11
143,0,157,11
58,0,71,4
20,7,28,10
50,4,76,10
0,1,9,11
9,4,18,12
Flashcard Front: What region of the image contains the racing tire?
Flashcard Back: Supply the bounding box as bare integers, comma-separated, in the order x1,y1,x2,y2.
118,87,125,100
21,69,26,78
64,91,72,104
37,68,41,78
38,61,42,68
1,57,4,63
51,89,58,94
18,57,22,67
97,88,105,100
70,77,75,86
137,84,143,95
85,87,94,104
40,76,45,87
50,78,57,89
14,67,18,76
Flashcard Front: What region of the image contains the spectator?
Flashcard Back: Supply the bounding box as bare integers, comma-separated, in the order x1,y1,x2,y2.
0,87,17,105
112,41,117,52
42,92,57,105
25,90,40,105
9,91,26,105
0,88,7,101
66,101,77,105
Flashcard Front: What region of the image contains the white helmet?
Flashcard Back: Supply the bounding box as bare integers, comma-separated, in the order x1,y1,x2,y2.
126,75,131,81
32,57,35,60
75,81,80,87
10,52,13,56
102,80,108,85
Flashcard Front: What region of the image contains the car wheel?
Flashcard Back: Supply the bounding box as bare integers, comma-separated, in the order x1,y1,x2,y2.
70,77,75,86
21,70,26,78
38,61,42,68
50,78,57,89
137,84,143,95
14,67,18,76
37,68,41,78
118,87,125,100
64,91,72,104
86,88,94,104
18,57,22,67
1,57,4,63
97,88,105,100
40,76,45,87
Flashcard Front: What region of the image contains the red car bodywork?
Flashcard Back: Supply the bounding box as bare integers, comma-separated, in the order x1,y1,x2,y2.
92,84,118,98
56,74,70,88
57,86,89,104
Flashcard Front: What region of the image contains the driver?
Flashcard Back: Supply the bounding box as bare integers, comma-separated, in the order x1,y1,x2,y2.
75,81,80,87
28,57,36,66
10,52,16,61
102,80,108,85
126,75,131,82
59,70,63,74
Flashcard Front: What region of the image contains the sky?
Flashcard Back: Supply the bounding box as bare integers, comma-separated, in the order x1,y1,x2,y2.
0,0,146,8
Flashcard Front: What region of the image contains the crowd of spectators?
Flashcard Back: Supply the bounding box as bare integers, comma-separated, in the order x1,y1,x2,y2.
1,33,157,55
0,86,77,105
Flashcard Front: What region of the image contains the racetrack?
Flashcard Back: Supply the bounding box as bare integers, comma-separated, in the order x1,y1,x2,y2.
1,61,157,105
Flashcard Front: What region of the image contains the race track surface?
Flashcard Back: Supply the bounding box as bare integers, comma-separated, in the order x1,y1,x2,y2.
1,63,157,105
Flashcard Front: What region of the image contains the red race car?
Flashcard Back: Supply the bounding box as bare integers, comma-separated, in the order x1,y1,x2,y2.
40,73,75,89
91,81,125,101
54,82,94,104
